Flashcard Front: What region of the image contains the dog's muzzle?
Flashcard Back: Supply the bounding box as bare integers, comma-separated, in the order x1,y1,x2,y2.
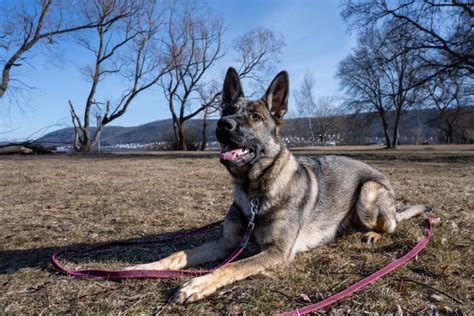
216,117,258,165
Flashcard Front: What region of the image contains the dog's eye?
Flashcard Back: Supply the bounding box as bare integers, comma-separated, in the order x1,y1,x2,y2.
250,113,261,121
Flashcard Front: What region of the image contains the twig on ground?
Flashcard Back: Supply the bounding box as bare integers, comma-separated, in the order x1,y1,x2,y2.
153,302,171,316
93,282,117,290
330,277,351,291
121,294,147,313
398,277,464,305
268,288,295,301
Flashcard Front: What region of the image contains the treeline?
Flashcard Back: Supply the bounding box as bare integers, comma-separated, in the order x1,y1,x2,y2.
285,108,473,146
333,0,473,149
1,0,284,152
38,107,473,149
290,1,473,149
2,1,472,151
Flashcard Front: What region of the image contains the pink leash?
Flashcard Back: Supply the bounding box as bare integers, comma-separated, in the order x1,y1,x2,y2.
51,220,254,278
51,214,432,314
52,198,261,278
279,214,433,315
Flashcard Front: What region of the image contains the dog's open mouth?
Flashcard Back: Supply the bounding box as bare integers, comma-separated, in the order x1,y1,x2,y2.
220,145,254,162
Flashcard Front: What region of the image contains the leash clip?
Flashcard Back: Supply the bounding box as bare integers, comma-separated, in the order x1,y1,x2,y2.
240,197,260,248
249,197,260,224
250,197,260,214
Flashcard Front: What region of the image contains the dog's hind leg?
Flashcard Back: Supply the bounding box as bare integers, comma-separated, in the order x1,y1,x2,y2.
356,181,432,244
356,181,397,244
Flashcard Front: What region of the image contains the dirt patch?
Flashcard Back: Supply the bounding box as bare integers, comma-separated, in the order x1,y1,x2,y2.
1,145,472,314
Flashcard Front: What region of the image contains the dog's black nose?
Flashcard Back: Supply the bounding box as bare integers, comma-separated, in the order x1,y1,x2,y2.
218,117,237,131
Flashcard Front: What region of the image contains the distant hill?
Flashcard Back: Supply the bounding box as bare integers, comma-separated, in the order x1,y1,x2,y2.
38,119,214,146
37,107,473,147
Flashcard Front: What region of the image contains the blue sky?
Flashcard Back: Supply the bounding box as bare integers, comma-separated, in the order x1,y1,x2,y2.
0,0,355,141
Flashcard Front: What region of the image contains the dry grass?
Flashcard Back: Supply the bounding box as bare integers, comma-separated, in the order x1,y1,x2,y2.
0,145,472,314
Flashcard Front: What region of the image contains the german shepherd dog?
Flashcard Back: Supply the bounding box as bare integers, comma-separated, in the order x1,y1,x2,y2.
127,68,430,304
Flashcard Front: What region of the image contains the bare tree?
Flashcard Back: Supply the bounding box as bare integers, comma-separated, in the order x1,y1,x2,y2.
198,26,286,150
0,0,132,99
233,26,286,95
197,82,221,151
314,95,343,145
341,0,474,84
380,25,425,148
426,73,471,143
340,1,474,147
337,34,391,147
161,0,286,151
294,72,318,143
294,72,341,145
337,25,424,149
68,0,169,152
160,2,225,150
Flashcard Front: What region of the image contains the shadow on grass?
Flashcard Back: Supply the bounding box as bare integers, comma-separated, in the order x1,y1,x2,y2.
0,225,240,275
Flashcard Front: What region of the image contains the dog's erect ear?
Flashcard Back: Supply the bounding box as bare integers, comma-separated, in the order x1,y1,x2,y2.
221,67,244,110
263,71,289,120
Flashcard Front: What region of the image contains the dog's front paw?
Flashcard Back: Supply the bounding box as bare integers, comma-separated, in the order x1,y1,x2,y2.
170,275,217,304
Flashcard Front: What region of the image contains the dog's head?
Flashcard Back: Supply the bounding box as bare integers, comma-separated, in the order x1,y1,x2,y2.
216,67,289,174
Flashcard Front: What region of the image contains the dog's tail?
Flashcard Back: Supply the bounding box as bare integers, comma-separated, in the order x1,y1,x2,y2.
395,204,432,223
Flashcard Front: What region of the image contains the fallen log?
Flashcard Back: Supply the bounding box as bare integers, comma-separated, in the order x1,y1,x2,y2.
0,142,53,155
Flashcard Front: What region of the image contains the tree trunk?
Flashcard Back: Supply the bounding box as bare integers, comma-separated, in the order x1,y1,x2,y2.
445,120,454,144
78,136,93,153
379,112,393,149
200,108,208,151
72,123,105,153
319,127,327,146
73,129,80,152
307,117,316,144
392,112,401,149
74,130,89,153
176,122,187,150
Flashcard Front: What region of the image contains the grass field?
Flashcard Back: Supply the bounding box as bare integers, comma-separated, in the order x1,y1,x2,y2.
1,145,472,314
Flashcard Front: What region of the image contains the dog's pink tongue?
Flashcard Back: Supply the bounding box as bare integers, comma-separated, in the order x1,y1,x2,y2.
221,148,245,161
